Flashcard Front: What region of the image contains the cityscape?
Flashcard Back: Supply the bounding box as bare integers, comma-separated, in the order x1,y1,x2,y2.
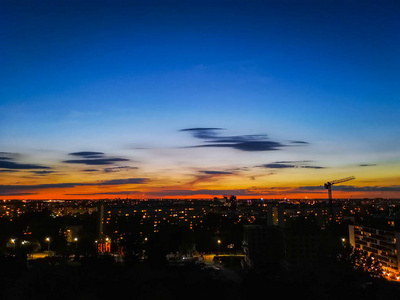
1,0,399,299
2,196,400,299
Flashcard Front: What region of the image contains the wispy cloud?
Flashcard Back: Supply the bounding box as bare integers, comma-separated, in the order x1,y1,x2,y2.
199,170,234,175
289,141,309,144
104,166,138,173
186,169,237,186
259,161,325,169
180,128,225,139
358,164,377,167
99,178,146,185
180,128,289,151
64,158,129,165
63,151,130,165
0,178,148,195
260,163,297,169
65,191,141,196
149,189,259,197
69,151,105,158
1,192,38,196
0,161,50,170
0,153,50,170
29,170,55,175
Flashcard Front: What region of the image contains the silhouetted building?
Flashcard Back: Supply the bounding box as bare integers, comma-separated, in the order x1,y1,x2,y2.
243,224,283,270
282,229,329,270
97,202,111,253
243,225,267,269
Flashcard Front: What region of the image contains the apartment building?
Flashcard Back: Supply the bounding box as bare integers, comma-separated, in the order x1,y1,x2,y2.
349,224,400,277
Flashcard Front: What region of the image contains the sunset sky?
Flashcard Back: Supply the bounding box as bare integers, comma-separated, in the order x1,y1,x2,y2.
1,0,399,200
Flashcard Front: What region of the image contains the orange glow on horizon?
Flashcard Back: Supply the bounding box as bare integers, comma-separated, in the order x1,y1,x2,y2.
2,163,399,200
3,188,399,200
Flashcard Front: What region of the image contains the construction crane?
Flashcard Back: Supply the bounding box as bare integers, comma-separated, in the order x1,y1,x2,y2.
324,176,355,215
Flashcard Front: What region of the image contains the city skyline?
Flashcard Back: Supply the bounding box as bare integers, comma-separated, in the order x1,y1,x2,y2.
1,1,399,200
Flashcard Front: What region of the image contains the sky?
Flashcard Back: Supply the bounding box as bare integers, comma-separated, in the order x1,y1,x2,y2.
1,0,399,200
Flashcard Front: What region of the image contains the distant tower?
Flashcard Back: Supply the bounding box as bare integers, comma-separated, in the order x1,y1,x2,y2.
97,201,111,253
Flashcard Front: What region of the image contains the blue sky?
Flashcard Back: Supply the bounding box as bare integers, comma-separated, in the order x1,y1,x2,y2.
1,0,399,199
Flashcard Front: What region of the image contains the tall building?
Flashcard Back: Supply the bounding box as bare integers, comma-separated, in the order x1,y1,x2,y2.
97,202,111,254
242,225,267,269
349,224,400,278
282,229,329,270
266,203,343,229
266,204,283,227
266,204,335,270
242,225,282,269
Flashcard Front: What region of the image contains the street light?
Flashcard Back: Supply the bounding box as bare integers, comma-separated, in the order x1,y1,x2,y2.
10,238,16,251
217,239,221,255
45,237,51,251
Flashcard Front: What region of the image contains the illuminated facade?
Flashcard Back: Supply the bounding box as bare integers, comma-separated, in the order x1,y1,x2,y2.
349,225,400,278
65,226,82,243
97,236,111,253
97,202,111,253
267,203,343,229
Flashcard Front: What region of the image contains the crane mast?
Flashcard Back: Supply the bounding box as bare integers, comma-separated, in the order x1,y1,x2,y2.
324,176,355,217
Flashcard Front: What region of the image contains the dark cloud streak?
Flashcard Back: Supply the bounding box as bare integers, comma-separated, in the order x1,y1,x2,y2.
64,158,129,165
0,160,50,170
30,170,55,175
200,170,234,175
69,151,105,158
179,128,225,139
0,178,148,195
65,191,141,196
180,127,304,152
259,161,325,169
149,189,259,197
64,151,130,165
104,166,138,173
260,163,297,169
